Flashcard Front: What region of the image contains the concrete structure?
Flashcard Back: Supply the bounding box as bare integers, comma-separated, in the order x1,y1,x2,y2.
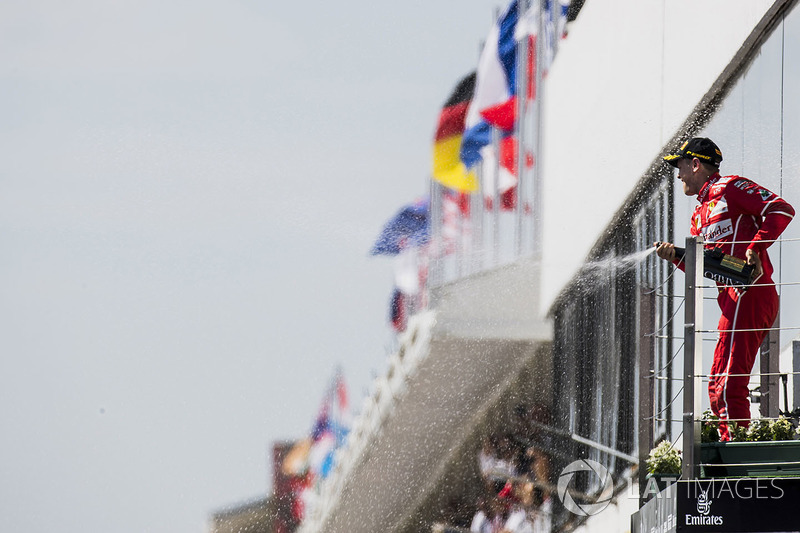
208,498,274,533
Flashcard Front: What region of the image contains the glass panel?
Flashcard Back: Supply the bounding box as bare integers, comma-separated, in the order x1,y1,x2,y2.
741,30,784,190
778,4,800,403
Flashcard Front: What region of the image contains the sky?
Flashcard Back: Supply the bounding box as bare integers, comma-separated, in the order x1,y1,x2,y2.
0,1,502,531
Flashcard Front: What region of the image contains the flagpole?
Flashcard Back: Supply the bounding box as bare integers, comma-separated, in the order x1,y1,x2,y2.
533,0,544,257
515,0,528,257
429,177,438,288
474,162,484,271
434,180,444,287
490,8,501,268
456,188,463,279
492,126,501,266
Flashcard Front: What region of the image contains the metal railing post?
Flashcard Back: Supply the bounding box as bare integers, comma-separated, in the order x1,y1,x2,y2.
794,340,800,412
682,236,703,479
760,311,780,418
638,287,655,504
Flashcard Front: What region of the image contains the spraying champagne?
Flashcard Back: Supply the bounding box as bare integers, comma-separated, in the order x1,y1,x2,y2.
654,242,755,288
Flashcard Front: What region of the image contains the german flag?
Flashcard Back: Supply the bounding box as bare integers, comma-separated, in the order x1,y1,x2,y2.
432,72,477,192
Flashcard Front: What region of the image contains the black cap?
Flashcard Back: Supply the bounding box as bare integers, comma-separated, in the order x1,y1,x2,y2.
663,137,723,168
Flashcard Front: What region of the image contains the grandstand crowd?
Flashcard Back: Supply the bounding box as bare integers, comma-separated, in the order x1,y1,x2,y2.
434,404,553,533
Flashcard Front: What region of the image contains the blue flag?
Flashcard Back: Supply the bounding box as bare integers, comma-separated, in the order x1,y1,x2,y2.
370,198,430,256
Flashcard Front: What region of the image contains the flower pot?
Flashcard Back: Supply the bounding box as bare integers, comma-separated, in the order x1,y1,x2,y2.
700,440,800,478
644,472,679,495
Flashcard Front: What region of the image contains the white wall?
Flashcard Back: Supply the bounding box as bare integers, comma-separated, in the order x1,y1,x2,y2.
539,0,775,314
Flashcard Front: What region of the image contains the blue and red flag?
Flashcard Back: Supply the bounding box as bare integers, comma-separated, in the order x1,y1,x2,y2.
389,289,406,332
460,0,519,168
370,198,430,256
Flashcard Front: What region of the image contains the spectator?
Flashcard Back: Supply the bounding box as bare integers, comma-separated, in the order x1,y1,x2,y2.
498,482,534,533
478,435,518,494
513,481,551,533
470,497,507,533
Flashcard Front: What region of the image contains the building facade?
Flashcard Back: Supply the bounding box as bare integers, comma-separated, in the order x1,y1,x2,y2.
299,1,800,531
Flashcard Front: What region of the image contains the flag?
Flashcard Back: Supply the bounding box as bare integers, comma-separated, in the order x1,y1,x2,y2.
290,473,312,522
479,98,516,133
307,432,337,476
481,136,533,210
515,0,540,101
481,136,519,210
461,0,519,168
370,198,429,256
441,189,471,254
543,0,570,72
280,372,351,522
479,1,539,133
281,372,351,480
432,72,478,192
394,247,421,295
558,0,570,39
336,374,348,413
307,372,350,481
390,289,406,332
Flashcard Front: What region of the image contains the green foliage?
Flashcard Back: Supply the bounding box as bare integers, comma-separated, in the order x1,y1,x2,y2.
726,417,798,442
771,416,795,441
704,413,798,442
745,419,773,442
729,422,748,442
700,410,720,443
646,441,682,475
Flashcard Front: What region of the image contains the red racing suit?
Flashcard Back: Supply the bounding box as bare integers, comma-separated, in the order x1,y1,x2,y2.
675,172,794,440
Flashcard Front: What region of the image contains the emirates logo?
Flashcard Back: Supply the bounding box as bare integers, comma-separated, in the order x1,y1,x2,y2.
697,489,711,515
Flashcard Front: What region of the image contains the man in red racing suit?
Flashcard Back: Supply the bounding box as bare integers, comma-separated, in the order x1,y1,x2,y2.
656,137,794,441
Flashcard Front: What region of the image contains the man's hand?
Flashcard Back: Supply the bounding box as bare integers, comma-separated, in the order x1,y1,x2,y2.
654,241,676,262
745,248,763,279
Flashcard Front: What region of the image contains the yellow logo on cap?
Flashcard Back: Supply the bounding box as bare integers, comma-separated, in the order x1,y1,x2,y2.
680,141,689,150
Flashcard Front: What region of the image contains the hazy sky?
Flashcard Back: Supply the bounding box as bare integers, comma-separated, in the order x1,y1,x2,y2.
0,1,501,531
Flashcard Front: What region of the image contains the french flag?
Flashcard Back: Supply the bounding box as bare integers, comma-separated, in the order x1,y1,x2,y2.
460,0,519,169
479,1,539,134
